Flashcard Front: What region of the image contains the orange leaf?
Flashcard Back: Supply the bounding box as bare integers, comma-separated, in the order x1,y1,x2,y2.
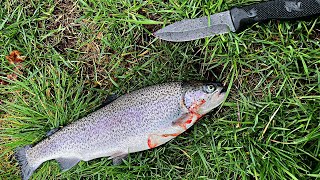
0,79,8,85
5,50,26,64
7,74,18,81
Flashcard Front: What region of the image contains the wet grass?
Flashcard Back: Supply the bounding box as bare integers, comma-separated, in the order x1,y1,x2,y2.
1,0,319,179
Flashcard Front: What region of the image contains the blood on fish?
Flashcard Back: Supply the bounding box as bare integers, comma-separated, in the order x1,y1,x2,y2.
186,99,206,125
172,99,206,130
179,122,188,130
147,137,157,149
161,133,180,137
148,132,182,148
194,113,203,122
189,99,206,113
186,119,192,124
148,99,207,148
179,118,192,130
172,114,191,130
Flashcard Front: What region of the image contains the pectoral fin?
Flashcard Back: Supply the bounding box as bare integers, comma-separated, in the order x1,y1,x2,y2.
56,157,80,171
171,113,193,130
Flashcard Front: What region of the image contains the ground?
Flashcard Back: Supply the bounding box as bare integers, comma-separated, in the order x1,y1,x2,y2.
0,0,319,179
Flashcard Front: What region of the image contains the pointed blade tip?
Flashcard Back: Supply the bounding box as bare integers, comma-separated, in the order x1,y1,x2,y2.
153,11,235,42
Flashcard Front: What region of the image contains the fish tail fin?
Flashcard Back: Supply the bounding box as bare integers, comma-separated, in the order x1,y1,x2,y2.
15,145,38,180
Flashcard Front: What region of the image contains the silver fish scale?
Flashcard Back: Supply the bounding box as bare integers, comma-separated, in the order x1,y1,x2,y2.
17,81,226,180
28,82,186,163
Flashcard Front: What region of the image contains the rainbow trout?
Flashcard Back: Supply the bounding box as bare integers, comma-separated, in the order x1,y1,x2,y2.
15,81,226,180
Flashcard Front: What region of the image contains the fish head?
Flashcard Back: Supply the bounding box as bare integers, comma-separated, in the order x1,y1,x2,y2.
183,82,226,115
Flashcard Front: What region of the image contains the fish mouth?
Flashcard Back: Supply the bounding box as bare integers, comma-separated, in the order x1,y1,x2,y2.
215,83,226,95
216,86,227,101
220,86,227,93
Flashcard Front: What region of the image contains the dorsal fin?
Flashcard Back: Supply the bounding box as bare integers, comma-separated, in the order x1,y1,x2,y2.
46,128,60,137
102,94,118,106
96,94,118,109
112,154,128,165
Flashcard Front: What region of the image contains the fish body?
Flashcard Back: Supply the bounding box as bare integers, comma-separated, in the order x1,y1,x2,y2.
15,81,226,180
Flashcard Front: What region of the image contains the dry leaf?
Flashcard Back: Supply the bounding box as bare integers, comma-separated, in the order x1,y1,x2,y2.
0,79,8,85
1,50,26,85
7,74,18,81
5,50,26,64
97,32,103,40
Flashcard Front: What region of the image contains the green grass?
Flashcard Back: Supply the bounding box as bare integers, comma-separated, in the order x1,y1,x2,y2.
1,0,319,179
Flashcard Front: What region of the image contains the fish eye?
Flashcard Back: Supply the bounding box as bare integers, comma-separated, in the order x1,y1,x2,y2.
204,84,216,93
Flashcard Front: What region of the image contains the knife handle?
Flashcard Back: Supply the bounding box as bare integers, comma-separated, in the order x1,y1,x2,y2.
230,0,320,31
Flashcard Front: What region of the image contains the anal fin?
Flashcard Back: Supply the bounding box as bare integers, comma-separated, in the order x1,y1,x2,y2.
56,157,80,171
108,151,128,165
112,154,128,165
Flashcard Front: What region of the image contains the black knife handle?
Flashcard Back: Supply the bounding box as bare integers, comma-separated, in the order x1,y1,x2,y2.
230,0,320,31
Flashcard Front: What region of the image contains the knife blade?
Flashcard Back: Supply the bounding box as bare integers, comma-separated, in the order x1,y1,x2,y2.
154,0,320,42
